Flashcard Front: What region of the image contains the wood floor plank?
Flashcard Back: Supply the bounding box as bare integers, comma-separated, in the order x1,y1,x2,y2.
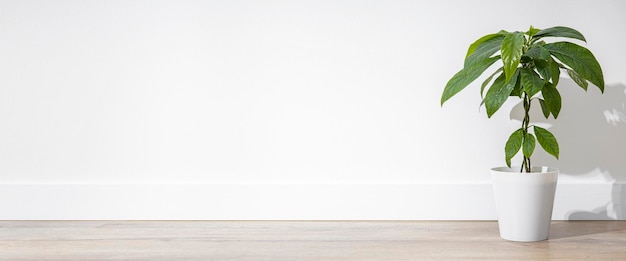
0,221,625,260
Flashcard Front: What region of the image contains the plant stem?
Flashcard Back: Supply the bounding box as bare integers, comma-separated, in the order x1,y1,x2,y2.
521,93,531,173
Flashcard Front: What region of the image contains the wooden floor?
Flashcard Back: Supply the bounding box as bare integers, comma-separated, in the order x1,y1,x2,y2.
1,221,625,260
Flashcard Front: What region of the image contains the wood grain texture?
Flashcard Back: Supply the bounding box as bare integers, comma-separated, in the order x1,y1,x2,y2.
1,221,625,260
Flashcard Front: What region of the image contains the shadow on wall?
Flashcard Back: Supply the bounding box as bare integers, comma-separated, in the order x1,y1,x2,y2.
510,80,626,220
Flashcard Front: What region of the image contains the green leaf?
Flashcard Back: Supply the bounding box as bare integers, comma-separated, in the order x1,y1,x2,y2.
542,83,562,118
501,32,525,83
544,42,604,92
520,68,544,97
484,69,519,117
481,67,503,98
550,58,561,86
534,26,586,42
466,31,507,59
509,75,523,97
525,46,562,87
566,68,589,91
526,25,541,37
539,98,551,118
505,128,524,167
525,45,552,61
523,133,536,158
525,46,551,80
465,34,505,68
534,126,559,159
441,56,500,105
534,59,551,82
481,73,504,107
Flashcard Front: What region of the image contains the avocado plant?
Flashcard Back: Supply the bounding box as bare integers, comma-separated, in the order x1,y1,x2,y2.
441,26,604,172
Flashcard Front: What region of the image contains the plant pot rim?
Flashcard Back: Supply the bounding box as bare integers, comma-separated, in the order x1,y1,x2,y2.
491,166,559,174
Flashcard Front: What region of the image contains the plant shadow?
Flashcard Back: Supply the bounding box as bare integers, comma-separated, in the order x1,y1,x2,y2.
549,220,626,240
510,80,626,221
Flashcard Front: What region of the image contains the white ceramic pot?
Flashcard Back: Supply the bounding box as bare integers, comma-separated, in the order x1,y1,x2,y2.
491,166,559,242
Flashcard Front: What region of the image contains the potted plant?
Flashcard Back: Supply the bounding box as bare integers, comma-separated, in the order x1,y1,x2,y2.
441,26,604,242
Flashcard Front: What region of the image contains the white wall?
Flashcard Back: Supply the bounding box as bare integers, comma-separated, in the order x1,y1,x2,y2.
1,0,625,219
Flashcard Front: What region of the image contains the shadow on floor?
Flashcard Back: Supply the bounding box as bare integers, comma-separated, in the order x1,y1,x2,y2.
549,221,626,240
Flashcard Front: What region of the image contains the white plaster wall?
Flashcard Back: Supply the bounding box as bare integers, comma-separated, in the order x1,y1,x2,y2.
1,0,625,219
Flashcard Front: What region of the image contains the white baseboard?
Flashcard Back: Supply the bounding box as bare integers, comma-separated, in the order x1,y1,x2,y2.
0,183,622,220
